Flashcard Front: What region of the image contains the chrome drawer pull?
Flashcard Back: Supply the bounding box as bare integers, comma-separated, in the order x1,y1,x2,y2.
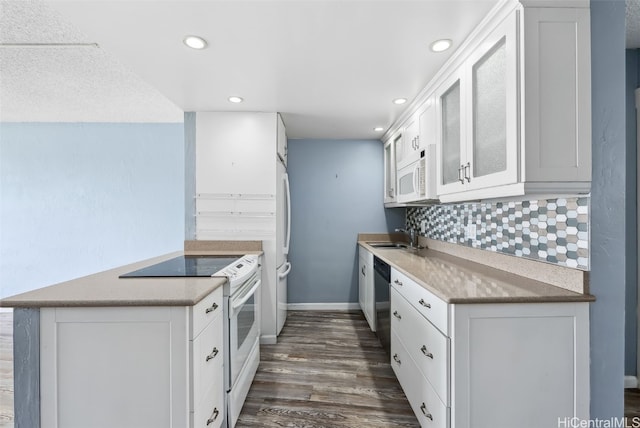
393,354,401,365
420,403,433,421
362,266,365,275
205,302,219,314
205,347,219,362
394,279,403,286
420,345,434,359
418,298,431,309
393,311,402,320
206,407,220,425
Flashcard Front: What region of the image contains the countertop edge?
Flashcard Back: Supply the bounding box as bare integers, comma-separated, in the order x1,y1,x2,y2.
0,252,234,308
358,241,595,304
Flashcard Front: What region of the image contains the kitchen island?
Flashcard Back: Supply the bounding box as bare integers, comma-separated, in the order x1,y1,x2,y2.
1,244,262,428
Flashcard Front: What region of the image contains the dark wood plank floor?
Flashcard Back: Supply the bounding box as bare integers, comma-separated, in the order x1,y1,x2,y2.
626,388,640,419
236,310,419,428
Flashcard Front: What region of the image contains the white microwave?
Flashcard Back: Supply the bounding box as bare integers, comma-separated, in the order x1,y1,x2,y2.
396,145,436,203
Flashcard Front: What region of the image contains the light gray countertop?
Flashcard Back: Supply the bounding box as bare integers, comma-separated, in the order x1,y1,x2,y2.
359,241,595,304
0,252,230,308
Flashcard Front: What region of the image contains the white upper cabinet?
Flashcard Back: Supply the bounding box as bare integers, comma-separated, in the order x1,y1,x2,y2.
436,4,591,202
398,114,420,170
384,0,591,204
436,9,519,198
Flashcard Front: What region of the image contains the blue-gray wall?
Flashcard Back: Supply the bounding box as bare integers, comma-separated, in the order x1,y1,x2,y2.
626,49,640,377
590,0,627,418
287,139,405,304
0,122,185,299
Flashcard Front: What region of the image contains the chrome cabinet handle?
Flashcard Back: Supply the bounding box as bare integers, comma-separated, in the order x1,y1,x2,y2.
464,162,471,183
206,407,220,425
205,302,219,314
205,347,219,362
361,266,365,276
458,165,465,184
393,310,402,320
420,403,433,421
418,298,431,309
394,279,403,286
393,354,401,365
421,345,434,359
388,188,395,197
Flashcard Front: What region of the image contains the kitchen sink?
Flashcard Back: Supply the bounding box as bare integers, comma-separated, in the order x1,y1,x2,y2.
367,242,410,249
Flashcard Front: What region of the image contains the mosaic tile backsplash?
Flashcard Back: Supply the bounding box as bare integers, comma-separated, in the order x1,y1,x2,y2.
406,197,590,270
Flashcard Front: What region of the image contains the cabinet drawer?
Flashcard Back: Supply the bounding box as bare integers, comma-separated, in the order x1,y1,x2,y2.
391,286,449,405
391,330,449,428
191,286,224,339
192,372,224,428
191,314,224,408
391,269,448,335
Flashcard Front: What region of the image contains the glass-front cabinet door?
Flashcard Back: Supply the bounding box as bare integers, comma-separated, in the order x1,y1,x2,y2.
383,137,397,204
466,10,519,190
436,69,466,195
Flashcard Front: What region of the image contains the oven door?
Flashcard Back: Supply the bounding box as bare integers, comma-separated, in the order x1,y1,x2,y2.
228,274,261,388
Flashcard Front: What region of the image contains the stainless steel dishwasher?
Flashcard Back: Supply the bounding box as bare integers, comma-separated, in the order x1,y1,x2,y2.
373,256,391,356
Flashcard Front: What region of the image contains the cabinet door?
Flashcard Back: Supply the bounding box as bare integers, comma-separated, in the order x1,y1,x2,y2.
400,114,420,168
384,137,397,203
394,132,406,171
359,254,366,312
359,248,375,331
466,10,519,190
40,307,190,428
418,98,438,200
436,70,467,196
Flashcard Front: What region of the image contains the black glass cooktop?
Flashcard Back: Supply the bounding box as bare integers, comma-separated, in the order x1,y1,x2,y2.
119,256,239,278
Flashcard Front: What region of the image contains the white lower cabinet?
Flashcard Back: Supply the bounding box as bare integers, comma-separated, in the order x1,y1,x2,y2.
40,286,225,428
390,268,589,428
358,246,375,331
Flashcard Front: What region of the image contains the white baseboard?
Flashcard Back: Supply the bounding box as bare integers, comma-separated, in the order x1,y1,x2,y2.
287,303,361,311
625,376,638,388
260,335,277,345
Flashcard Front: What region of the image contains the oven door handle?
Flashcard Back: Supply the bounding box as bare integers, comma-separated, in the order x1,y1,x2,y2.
232,279,261,311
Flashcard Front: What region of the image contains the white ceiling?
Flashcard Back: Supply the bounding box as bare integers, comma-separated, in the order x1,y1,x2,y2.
0,1,184,123
1,1,638,139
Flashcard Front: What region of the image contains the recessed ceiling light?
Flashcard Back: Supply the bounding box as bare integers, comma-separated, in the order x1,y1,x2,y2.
393,98,407,105
430,39,452,53
228,96,244,103
183,35,208,50
373,127,385,132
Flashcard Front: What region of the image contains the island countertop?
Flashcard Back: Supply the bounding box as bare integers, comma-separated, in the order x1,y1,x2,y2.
0,252,236,308
358,240,594,304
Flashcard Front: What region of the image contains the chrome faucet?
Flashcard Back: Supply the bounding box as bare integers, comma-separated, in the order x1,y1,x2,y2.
395,228,419,248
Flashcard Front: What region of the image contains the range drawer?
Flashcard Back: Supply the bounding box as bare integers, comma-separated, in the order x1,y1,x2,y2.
391,330,449,428
191,286,224,339
391,286,450,405
191,314,224,409
391,268,448,335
